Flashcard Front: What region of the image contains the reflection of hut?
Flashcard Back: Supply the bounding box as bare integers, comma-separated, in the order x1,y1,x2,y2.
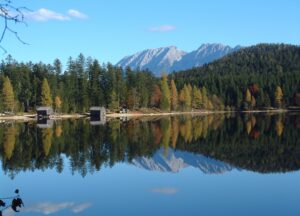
90,117,106,126
37,107,53,118
37,118,54,128
90,107,106,125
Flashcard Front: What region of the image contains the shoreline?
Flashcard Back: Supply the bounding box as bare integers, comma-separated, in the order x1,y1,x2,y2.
0,109,298,121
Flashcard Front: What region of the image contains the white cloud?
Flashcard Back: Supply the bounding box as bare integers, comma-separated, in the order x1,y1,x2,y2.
24,202,74,214
25,8,88,22
148,25,176,32
2,208,15,216
67,9,88,19
151,187,178,195
71,203,92,213
26,8,70,21
24,202,92,215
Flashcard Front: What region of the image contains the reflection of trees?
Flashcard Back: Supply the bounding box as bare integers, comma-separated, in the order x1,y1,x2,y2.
161,118,171,157
0,114,300,177
275,115,284,136
3,126,17,160
245,115,256,135
42,128,53,156
180,118,192,142
171,118,179,148
183,114,300,173
152,122,162,145
55,125,62,138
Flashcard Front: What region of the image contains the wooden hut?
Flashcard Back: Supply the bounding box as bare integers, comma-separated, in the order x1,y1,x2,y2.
90,107,106,118
37,107,53,118
90,107,106,125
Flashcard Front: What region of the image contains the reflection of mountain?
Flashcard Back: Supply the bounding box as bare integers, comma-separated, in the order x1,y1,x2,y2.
131,148,235,174
2,114,300,177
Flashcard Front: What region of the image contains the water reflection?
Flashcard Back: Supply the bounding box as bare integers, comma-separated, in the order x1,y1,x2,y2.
0,113,300,178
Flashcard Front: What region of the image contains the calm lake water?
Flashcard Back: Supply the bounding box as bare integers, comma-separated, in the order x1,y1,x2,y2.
1,113,300,216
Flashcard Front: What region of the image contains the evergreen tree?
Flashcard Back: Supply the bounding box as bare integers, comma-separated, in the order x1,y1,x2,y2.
160,75,171,111
126,88,139,109
76,53,89,112
170,79,178,111
88,59,104,106
41,78,53,106
2,76,15,112
264,91,271,107
108,90,119,111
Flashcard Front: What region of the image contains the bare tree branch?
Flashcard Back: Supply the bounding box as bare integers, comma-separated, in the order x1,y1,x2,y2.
0,0,30,53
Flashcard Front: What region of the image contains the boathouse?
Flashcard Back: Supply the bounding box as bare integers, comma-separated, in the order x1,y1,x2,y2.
90,107,106,118
90,107,106,125
37,107,53,118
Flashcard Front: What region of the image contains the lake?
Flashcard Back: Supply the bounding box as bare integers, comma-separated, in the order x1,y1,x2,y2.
1,113,300,216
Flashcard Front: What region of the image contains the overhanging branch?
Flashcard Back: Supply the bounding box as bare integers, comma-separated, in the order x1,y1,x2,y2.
0,0,30,53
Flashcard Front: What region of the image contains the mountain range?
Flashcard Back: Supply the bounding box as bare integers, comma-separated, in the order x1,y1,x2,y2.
116,43,241,76
130,148,236,174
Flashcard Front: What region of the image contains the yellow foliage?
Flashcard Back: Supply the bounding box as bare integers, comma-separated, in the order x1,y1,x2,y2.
192,119,203,139
202,116,209,138
245,89,252,103
275,86,284,107
250,116,256,128
3,126,17,159
170,80,178,111
55,126,63,137
55,96,62,110
171,118,179,148
275,119,284,136
42,128,53,156
246,120,252,135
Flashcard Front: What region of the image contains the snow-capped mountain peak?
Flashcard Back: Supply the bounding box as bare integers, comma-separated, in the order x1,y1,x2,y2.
117,46,186,76
116,43,241,75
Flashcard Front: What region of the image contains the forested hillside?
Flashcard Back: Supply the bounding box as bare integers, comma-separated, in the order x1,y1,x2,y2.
0,44,299,113
0,54,223,113
172,44,300,109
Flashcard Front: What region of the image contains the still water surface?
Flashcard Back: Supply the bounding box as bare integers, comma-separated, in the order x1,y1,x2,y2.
1,113,300,216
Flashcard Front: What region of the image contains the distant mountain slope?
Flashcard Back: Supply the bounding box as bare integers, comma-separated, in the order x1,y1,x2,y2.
171,43,241,71
131,148,235,174
171,43,300,109
116,46,186,76
116,43,241,76
173,44,300,78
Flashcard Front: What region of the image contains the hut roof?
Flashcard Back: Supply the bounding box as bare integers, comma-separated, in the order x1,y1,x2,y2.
37,106,53,111
90,106,105,111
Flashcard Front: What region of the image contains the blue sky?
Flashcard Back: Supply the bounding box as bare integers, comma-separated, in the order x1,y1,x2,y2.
2,0,300,65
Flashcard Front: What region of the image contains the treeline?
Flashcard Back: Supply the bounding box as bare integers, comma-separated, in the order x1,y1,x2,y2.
172,44,300,110
1,44,300,113
0,54,222,113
